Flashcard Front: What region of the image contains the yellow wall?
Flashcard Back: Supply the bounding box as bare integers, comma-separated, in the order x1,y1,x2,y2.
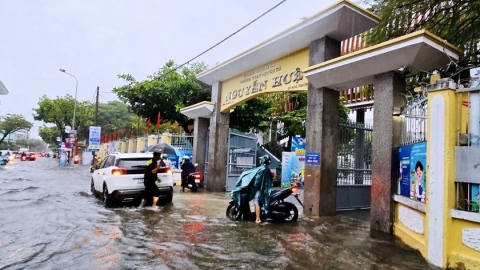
220,48,309,112
448,219,480,269
393,203,427,258
128,139,134,153
148,136,156,146
121,141,127,153
136,138,144,153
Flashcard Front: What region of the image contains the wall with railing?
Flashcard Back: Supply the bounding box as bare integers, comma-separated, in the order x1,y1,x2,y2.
392,75,480,269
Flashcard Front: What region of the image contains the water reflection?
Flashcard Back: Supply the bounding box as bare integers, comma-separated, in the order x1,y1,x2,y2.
0,159,439,270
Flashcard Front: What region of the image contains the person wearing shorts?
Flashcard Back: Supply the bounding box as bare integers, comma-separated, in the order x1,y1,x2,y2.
254,190,262,223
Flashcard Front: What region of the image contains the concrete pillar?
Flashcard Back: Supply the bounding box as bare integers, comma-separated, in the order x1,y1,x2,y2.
206,81,230,192
304,36,341,217
193,117,209,177
371,71,404,234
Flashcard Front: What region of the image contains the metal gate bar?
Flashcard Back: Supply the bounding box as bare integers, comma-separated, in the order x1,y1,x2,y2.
337,121,372,210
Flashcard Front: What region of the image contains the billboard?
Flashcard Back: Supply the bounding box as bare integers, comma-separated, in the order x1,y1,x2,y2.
88,126,101,152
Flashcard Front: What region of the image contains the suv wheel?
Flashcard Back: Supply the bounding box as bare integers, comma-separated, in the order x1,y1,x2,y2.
91,179,96,196
103,185,113,206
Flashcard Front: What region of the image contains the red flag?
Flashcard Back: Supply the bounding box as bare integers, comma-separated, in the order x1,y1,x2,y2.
118,130,121,139
129,129,132,138
156,111,161,130
146,117,151,134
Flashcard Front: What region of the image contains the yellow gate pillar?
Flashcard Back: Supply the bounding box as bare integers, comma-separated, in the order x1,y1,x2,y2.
426,77,457,267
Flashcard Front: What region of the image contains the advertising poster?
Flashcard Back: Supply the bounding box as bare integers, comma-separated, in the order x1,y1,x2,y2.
410,141,427,203
281,152,291,187
59,151,67,167
88,126,101,152
471,184,479,212
290,136,306,188
397,145,412,197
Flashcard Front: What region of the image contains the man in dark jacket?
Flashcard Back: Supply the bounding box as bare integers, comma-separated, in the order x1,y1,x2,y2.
138,151,164,209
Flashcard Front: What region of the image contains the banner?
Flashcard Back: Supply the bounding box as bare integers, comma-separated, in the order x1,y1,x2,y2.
88,126,101,152
289,136,306,188
281,152,291,187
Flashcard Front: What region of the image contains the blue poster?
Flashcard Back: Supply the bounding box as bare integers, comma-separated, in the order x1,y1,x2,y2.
410,142,427,203
305,152,320,165
471,184,479,212
397,145,411,197
281,152,291,187
59,151,67,167
88,126,101,152
289,136,306,188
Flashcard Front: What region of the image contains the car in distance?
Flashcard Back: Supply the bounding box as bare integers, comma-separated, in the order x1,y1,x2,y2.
90,152,174,206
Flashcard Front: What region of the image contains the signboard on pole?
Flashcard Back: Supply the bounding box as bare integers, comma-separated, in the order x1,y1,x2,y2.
88,126,101,152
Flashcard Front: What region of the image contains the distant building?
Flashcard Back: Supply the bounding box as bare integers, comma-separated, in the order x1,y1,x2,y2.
0,80,9,95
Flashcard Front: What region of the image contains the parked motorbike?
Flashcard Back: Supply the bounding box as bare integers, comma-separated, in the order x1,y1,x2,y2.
184,163,202,192
226,184,302,222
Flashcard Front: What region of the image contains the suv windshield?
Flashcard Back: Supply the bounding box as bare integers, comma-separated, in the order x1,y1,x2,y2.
116,158,151,169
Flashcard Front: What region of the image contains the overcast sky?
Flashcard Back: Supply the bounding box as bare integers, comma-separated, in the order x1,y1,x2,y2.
0,0,357,138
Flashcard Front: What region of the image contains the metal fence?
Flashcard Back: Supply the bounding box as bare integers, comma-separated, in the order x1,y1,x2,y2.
337,121,373,186
226,129,257,191
168,133,194,151
400,91,428,145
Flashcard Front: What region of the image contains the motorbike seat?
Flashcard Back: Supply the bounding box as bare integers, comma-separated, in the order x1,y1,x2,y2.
270,188,290,202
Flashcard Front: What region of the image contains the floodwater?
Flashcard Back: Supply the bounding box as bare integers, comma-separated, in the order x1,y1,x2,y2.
0,158,438,270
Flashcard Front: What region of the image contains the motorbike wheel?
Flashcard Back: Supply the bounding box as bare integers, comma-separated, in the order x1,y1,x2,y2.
191,182,198,192
283,202,299,222
226,203,242,221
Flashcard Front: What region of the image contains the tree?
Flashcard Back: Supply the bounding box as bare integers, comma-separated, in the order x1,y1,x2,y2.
39,125,61,148
113,61,211,133
363,0,480,76
0,114,33,145
96,101,136,134
230,96,273,133
33,95,94,142
260,92,349,150
114,60,272,133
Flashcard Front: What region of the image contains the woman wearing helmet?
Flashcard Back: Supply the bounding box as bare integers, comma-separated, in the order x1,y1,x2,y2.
160,154,171,168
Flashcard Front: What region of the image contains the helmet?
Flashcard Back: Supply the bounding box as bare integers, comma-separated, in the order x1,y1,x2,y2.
161,154,168,159
262,154,271,165
182,155,190,161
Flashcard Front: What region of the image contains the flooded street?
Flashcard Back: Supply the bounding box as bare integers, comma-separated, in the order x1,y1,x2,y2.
0,158,437,270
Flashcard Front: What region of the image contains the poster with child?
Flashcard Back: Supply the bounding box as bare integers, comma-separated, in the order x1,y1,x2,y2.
410,142,427,203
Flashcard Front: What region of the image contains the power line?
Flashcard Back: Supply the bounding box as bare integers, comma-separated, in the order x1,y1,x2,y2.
155,0,288,80
101,1,287,97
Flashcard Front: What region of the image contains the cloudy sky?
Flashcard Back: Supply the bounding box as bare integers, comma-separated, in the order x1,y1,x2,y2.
0,0,357,138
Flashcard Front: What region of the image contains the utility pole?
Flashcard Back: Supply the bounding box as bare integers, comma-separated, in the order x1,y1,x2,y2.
95,86,99,125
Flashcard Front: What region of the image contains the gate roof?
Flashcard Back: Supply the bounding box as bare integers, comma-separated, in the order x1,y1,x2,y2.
196,0,379,85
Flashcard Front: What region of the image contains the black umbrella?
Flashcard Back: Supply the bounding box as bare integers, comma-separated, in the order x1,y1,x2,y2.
141,143,180,156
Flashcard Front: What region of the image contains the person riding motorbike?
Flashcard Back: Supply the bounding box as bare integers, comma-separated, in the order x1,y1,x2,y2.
21,152,27,160
180,155,196,192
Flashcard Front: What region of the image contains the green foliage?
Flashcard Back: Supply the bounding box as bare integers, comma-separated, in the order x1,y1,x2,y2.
260,92,350,142
0,114,33,145
38,125,61,148
363,0,480,73
97,100,136,134
33,95,94,142
230,96,273,133
113,60,211,133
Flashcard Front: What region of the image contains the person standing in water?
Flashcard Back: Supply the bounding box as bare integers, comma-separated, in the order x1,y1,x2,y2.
138,151,164,209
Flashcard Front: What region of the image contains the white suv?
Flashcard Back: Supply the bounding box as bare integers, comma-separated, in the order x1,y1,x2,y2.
91,152,174,206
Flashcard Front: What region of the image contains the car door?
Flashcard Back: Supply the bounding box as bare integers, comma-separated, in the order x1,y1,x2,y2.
93,156,111,190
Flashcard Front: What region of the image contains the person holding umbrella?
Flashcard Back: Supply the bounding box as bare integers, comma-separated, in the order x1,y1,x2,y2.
138,151,166,209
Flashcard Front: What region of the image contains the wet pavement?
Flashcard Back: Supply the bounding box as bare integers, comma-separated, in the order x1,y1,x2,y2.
0,158,438,270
